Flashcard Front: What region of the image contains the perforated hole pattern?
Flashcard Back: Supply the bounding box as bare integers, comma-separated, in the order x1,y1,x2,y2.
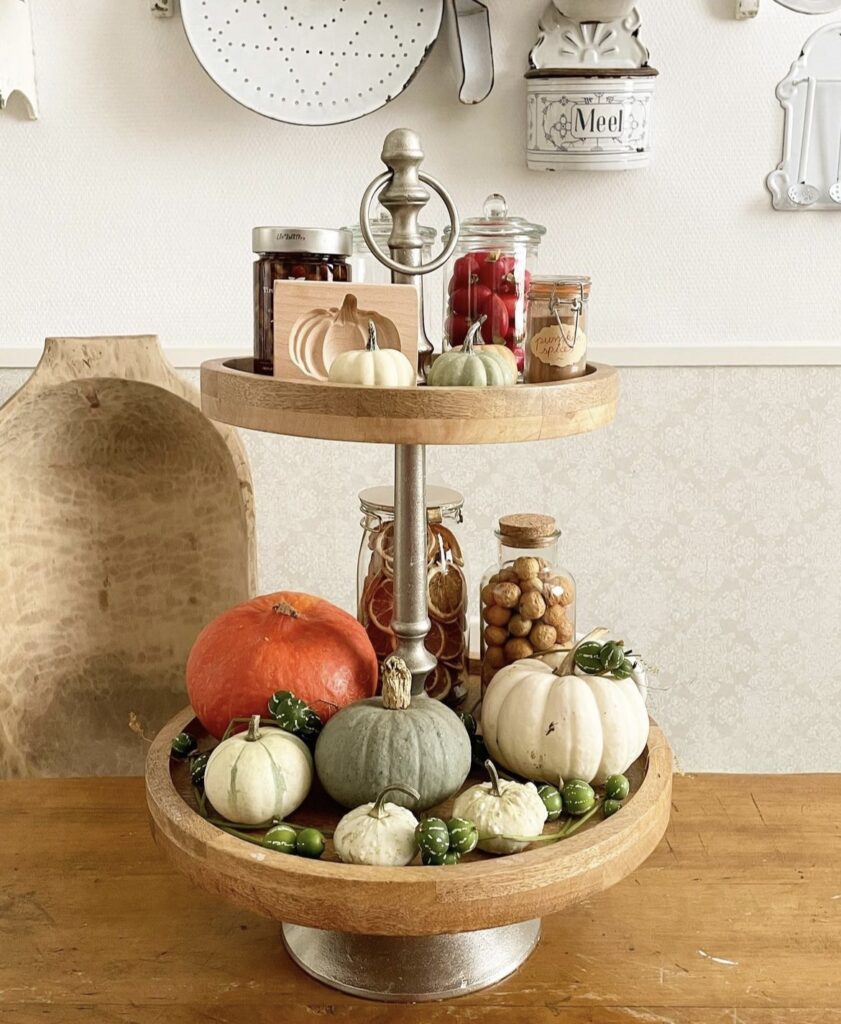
181,0,443,126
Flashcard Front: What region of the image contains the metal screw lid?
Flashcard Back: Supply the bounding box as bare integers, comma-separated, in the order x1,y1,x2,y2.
252,226,353,256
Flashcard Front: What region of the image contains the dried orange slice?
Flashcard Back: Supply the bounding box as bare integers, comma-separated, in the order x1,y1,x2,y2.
425,663,452,702
366,575,395,634
430,523,464,567
424,620,446,659
366,621,397,659
427,564,465,623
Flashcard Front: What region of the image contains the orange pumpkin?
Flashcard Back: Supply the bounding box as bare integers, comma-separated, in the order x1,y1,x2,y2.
186,591,378,739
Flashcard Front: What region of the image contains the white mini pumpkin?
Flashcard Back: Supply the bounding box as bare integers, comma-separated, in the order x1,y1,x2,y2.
328,320,415,387
452,761,547,855
204,715,313,825
481,634,649,788
332,784,420,867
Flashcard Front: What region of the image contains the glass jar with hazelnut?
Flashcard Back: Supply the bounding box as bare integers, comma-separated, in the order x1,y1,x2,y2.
479,514,576,690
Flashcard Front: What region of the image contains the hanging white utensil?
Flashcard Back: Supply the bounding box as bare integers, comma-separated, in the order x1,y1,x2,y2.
775,0,841,13
0,0,38,119
445,0,494,104
829,127,841,202
180,0,444,126
787,76,820,206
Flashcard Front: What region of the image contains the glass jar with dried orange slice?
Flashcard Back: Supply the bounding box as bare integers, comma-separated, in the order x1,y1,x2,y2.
357,486,468,706
479,514,576,690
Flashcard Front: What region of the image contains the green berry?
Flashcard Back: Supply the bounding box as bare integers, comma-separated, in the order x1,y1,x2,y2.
612,658,636,680
295,827,325,859
416,817,450,858
605,774,630,801
189,752,210,786
263,824,297,854
171,732,197,757
268,691,322,742
537,784,563,821
574,641,603,674
562,779,596,816
447,817,478,856
604,799,623,818
457,711,477,737
599,641,626,672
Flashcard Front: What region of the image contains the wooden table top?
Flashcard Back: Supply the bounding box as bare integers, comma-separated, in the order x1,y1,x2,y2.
2,774,839,1023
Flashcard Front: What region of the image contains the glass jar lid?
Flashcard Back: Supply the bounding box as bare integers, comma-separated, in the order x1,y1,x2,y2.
359,485,464,517
443,194,547,248
252,226,353,256
344,204,436,254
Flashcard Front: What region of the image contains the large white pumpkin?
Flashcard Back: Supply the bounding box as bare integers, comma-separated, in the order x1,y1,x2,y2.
481,646,649,787
204,715,313,824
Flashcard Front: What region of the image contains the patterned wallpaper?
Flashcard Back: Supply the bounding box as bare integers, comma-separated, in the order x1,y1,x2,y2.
2,365,838,773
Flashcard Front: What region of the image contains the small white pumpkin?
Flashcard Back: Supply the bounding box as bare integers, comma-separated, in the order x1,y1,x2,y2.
452,761,547,855
204,715,313,825
328,320,415,387
332,784,420,867
482,633,649,788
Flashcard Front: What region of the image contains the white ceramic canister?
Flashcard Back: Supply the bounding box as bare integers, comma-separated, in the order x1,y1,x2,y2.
526,67,659,172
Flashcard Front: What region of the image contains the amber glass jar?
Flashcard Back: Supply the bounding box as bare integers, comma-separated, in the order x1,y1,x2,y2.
357,486,468,707
252,226,352,376
479,514,576,689
525,276,590,383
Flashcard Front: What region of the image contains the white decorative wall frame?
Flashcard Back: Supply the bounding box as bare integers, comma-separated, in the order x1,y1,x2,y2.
767,24,841,210
530,5,649,71
0,0,38,119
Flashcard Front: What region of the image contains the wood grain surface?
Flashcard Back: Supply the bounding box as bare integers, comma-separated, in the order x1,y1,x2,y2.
145,708,672,936
200,358,618,445
1,774,839,1022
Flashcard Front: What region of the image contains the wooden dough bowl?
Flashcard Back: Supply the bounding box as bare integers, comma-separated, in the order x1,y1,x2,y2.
146,706,672,937
0,337,255,778
200,358,618,445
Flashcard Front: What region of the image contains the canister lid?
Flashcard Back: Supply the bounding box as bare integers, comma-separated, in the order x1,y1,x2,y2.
359,485,464,515
252,226,353,256
344,205,436,254
443,194,546,248
497,513,559,542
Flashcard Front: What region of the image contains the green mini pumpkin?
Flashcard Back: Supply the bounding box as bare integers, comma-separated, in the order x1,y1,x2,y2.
427,318,517,387
314,656,472,811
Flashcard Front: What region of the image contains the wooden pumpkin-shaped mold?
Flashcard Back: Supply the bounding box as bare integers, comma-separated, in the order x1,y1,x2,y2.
0,336,255,777
289,293,402,379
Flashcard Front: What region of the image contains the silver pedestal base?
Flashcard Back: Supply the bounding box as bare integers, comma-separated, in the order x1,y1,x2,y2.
281,919,541,1002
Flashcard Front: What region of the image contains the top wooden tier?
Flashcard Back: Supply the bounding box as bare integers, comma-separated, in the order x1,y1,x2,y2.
200,358,618,446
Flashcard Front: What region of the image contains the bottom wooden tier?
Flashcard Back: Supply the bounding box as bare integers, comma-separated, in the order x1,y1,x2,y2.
145,706,673,938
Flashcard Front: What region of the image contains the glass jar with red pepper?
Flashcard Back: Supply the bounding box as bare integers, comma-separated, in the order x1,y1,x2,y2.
441,195,546,372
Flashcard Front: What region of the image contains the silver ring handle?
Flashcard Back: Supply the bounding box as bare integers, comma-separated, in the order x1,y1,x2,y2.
359,171,460,278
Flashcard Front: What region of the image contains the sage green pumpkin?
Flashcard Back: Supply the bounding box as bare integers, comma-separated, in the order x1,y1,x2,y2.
314,656,472,811
427,317,517,388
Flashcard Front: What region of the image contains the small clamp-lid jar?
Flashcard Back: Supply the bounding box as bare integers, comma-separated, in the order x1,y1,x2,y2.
252,226,352,376
525,276,590,383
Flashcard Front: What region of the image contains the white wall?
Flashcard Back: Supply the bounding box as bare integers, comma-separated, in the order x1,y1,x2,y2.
2,2,841,773
2,0,841,364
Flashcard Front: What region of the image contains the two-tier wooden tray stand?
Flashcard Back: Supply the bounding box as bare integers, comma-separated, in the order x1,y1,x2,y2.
146,130,672,1002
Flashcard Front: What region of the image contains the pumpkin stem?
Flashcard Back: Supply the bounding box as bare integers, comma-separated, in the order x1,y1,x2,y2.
382,656,412,710
484,758,503,798
245,714,261,742
272,601,299,619
335,292,359,325
368,783,421,820
366,320,380,353
557,627,610,676
463,315,487,354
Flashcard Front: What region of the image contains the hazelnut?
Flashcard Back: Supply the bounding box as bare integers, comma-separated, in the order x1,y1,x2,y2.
508,614,533,638
543,605,568,630
480,584,497,606
513,556,541,580
493,582,521,609
504,637,534,663
529,623,557,652
545,575,575,607
483,604,512,628
485,645,507,670
520,578,544,594
497,568,519,584
484,625,509,647
519,591,546,621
